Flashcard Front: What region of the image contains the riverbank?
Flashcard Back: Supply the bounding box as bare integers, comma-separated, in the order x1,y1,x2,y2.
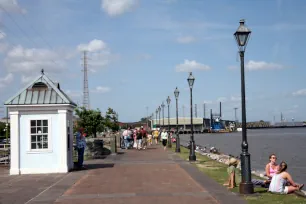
181,128,306,185
172,146,306,203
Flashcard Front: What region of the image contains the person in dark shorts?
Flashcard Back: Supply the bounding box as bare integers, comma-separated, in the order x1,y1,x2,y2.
160,129,168,150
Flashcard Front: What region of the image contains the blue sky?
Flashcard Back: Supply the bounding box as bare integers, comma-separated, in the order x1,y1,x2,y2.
0,0,306,122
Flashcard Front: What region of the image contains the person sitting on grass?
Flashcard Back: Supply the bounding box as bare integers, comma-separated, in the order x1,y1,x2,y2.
252,153,278,187
224,157,238,189
269,161,304,194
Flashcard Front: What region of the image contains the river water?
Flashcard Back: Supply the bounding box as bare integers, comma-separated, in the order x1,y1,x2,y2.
180,128,306,184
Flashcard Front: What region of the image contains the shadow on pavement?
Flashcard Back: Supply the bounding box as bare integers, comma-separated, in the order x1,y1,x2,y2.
85,163,115,169
72,162,115,171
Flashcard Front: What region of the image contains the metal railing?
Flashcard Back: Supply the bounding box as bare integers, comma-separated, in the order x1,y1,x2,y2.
0,143,10,165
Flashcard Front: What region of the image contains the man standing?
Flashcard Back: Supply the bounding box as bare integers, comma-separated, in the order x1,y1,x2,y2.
76,127,86,169
122,127,132,149
140,126,147,150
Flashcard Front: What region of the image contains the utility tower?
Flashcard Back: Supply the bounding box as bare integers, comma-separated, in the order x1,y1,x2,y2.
234,107,238,122
182,105,186,130
82,51,90,109
203,103,206,119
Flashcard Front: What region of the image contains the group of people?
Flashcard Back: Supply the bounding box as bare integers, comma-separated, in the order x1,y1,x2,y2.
224,153,304,194
121,127,174,150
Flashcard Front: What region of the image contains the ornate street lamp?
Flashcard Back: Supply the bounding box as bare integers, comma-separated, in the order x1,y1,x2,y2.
234,19,253,194
158,106,161,131
174,87,180,152
161,102,165,129
166,96,171,148
155,109,158,130
187,72,196,161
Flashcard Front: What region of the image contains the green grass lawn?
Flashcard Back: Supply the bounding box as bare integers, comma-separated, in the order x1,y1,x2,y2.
172,146,306,204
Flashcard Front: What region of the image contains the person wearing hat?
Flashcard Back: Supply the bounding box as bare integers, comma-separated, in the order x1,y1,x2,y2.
224,157,239,189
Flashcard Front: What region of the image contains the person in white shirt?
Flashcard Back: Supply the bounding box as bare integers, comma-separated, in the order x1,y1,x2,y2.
160,129,168,150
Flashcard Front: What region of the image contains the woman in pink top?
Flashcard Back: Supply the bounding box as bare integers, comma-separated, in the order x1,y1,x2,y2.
252,154,278,187
265,154,278,179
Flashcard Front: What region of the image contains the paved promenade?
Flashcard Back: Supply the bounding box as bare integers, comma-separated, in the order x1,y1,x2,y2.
0,145,245,204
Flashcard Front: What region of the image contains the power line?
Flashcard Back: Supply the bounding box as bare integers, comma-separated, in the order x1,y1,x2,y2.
0,4,39,47
19,10,55,51
0,4,61,67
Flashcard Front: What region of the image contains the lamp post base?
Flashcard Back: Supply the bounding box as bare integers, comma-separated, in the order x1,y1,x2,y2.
175,136,180,152
239,182,254,194
189,155,196,161
239,151,254,194
189,140,196,161
168,134,172,148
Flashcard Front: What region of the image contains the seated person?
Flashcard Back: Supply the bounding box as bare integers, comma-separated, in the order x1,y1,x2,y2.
269,161,304,194
252,154,278,187
224,157,238,189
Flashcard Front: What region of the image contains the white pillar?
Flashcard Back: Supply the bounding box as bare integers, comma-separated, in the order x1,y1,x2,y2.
10,111,20,175
67,111,74,170
58,110,68,172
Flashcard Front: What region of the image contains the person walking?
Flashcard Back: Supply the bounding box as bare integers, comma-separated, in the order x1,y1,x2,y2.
136,128,142,150
76,127,87,169
140,126,147,150
153,129,159,144
160,129,168,150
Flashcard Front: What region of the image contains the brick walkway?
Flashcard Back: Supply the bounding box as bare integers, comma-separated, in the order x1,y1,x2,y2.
55,145,245,204
0,145,245,204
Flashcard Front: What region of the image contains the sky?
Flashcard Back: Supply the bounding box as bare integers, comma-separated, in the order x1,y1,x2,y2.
0,0,306,123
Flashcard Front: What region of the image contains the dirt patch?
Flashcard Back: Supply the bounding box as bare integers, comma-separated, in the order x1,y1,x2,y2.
196,164,221,170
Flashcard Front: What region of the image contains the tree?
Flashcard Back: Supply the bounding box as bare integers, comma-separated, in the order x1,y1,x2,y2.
139,117,147,123
104,108,119,132
75,107,104,138
0,122,10,138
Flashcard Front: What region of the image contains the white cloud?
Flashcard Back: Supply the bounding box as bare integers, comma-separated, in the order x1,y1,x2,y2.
66,90,82,98
176,36,196,44
92,86,111,93
89,51,120,71
101,0,138,17
0,31,6,39
214,95,246,104
0,73,13,88
229,60,287,71
21,75,36,84
246,61,286,71
77,39,107,52
175,60,211,72
292,89,306,97
0,0,26,14
4,45,70,73
203,100,213,104
230,96,241,102
0,42,9,53
217,97,227,102
77,39,119,72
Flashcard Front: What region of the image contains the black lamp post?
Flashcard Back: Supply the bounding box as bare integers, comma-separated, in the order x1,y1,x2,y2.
158,106,161,131
166,96,172,148
161,102,165,129
174,87,180,152
187,72,196,161
155,109,158,130
234,19,253,194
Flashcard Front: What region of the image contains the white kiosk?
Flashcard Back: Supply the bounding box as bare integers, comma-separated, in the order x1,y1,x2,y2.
5,70,77,175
